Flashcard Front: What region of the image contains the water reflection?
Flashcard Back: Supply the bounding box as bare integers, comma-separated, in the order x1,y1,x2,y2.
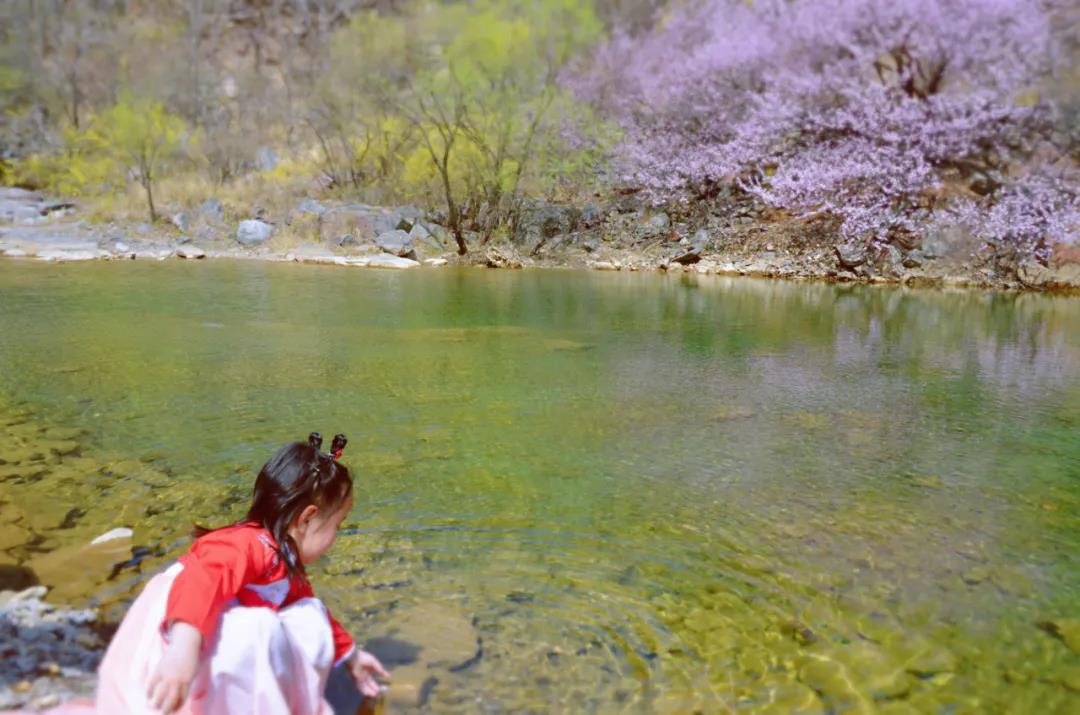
0,262,1078,712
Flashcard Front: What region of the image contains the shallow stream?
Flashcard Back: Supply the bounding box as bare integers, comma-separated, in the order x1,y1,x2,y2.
0,261,1078,713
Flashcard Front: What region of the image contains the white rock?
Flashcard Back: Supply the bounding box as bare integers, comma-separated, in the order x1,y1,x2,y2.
3,248,27,257
175,246,206,259
591,261,619,271
236,219,273,246
90,527,133,545
37,249,107,262
12,585,47,601
367,252,420,269
424,258,449,267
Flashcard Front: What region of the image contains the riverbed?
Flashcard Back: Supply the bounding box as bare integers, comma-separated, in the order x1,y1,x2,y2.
1,260,1078,713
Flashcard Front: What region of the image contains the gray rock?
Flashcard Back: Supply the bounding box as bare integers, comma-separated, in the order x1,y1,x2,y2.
641,213,671,237
104,238,131,254
1017,260,1080,289
903,249,924,268
836,242,867,268
236,219,273,246
336,234,358,246
423,222,450,245
199,199,224,223
254,146,279,172
37,249,108,262
408,222,432,241
375,230,416,259
391,206,423,232
195,225,217,243
582,205,604,227
921,225,971,259
671,229,709,265
170,212,190,233
295,198,327,216
882,244,903,273
613,193,643,214
7,205,41,223
513,201,581,253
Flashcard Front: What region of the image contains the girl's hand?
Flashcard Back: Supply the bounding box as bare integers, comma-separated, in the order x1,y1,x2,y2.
146,621,202,713
348,649,390,699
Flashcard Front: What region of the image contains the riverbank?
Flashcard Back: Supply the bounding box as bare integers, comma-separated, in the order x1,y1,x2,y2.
0,587,101,711
3,187,1078,293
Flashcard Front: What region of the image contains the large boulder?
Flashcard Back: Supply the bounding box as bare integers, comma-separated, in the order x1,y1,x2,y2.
236,219,273,246
375,230,416,260
513,201,581,253
390,206,424,232
367,253,420,269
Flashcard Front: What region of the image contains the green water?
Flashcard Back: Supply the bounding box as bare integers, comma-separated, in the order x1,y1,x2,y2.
1,260,1078,713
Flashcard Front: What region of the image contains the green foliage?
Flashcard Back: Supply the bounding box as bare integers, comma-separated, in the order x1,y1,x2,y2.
14,97,188,221
314,0,607,249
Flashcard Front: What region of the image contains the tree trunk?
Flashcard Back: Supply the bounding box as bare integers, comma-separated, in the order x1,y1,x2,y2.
143,177,157,222
438,157,466,255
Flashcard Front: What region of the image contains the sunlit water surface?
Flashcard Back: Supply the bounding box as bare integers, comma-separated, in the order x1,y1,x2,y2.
0,261,1078,713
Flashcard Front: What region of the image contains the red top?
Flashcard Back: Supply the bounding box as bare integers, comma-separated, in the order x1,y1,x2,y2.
163,523,356,665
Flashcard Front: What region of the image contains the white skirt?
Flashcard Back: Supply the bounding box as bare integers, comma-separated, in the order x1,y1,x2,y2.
95,563,335,715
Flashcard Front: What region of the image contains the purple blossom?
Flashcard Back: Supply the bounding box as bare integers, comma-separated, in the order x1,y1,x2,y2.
575,0,1078,254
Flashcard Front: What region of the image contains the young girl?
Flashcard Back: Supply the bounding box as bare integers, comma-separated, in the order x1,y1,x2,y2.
94,433,389,714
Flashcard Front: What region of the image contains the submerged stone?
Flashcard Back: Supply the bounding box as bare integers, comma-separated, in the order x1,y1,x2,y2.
902,640,958,677
798,655,873,713
42,427,85,441
1039,619,1080,655
1060,666,1080,693
754,682,824,715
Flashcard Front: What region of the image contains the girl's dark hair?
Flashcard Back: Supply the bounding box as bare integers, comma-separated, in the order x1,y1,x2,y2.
196,433,353,578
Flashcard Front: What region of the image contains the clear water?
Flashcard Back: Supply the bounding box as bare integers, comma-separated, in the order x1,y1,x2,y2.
1,260,1078,713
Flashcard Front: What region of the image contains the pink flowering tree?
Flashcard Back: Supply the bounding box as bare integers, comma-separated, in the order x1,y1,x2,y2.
576,0,1078,258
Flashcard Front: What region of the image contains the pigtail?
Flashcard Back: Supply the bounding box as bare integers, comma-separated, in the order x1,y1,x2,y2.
330,433,347,460
239,432,355,579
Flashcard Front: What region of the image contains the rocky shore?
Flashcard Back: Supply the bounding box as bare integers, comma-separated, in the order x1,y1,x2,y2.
0,587,101,711
2,187,1078,293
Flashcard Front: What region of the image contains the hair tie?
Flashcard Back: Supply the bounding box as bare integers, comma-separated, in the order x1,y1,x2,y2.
330,433,347,461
